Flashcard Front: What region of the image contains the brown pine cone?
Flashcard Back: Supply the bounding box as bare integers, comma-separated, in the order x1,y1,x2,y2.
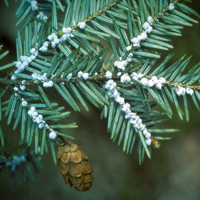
57,141,93,192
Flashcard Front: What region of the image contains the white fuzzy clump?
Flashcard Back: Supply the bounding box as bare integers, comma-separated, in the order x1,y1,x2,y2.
30,0,38,11
32,73,47,82
82,73,89,80
21,100,27,107
146,138,152,146
148,16,153,24
186,87,194,95
168,3,175,11
62,27,72,34
140,78,148,86
174,86,186,96
105,71,112,79
147,26,153,33
131,37,140,47
78,22,86,29
20,85,26,90
77,71,83,78
43,80,54,87
143,22,150,30
60,27,74,43
103,79,152,145
141,32,147,40
13,87,18,92
49,131,57,139
126,45,132,51
37,12,48,20
120,73,131,83
67,73,72,81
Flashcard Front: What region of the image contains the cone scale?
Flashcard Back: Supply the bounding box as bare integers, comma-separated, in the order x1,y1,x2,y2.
57,142,93,192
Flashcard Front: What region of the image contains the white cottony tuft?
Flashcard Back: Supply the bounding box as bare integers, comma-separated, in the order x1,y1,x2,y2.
67,73,72,81
49,131,57,139
151,76,158,84
175,86,186,96
78,22,86,29
156,82,162,90
159,77,166,84
131,37,140,47
147,79,154,87
141,32,147,40
186,87,194,95
140,78,148,86
120,73,131,83
148,16,153,24
169,3,175,11
11,75,17,80
21,101,27,107
146,138,152,146
82,73,89,80
20,85,26,90
105,71,112,79
31,0,38,11
13,87,18,92
147,26,153,33
62,27,72,34
126,45,132,51
78,71,83,78
143,22,150,30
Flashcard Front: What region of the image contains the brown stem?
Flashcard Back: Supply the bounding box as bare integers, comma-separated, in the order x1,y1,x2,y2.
58,0,120,36
152,0,181,24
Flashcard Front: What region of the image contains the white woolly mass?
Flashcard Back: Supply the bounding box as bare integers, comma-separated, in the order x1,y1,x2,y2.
32,73,47,82
62,27,72,34
146,138,152,146
82,73,89,80
186,87,194,95
43,80,54,87
78,71,83,78
174,86,186,96
49,131,57,139
67,73,72,81
140,78,148,86
120,73,131,83
147,26,153,33
126,45,132,51
141,32,147,40
38,123,44,129
169,3,175,11
103,79,152,145
114,53,133,71
78,22,86,29
105,71,112,79
151,76,158,84
131,37,140,47
11,75,17,80
117,72,122,77
143,22,150,30
26,106,57,139
156,82,163,90
37,12,48,20
148,16,153,24
20,85,26,90
147,79,154,87
21,101,27,107
13,87,19,92
28,0,38,11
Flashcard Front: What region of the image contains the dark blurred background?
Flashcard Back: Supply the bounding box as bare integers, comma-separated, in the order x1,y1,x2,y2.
1,1,200,200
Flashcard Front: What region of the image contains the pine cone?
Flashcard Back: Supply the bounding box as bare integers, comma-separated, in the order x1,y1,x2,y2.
57,142,93,192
